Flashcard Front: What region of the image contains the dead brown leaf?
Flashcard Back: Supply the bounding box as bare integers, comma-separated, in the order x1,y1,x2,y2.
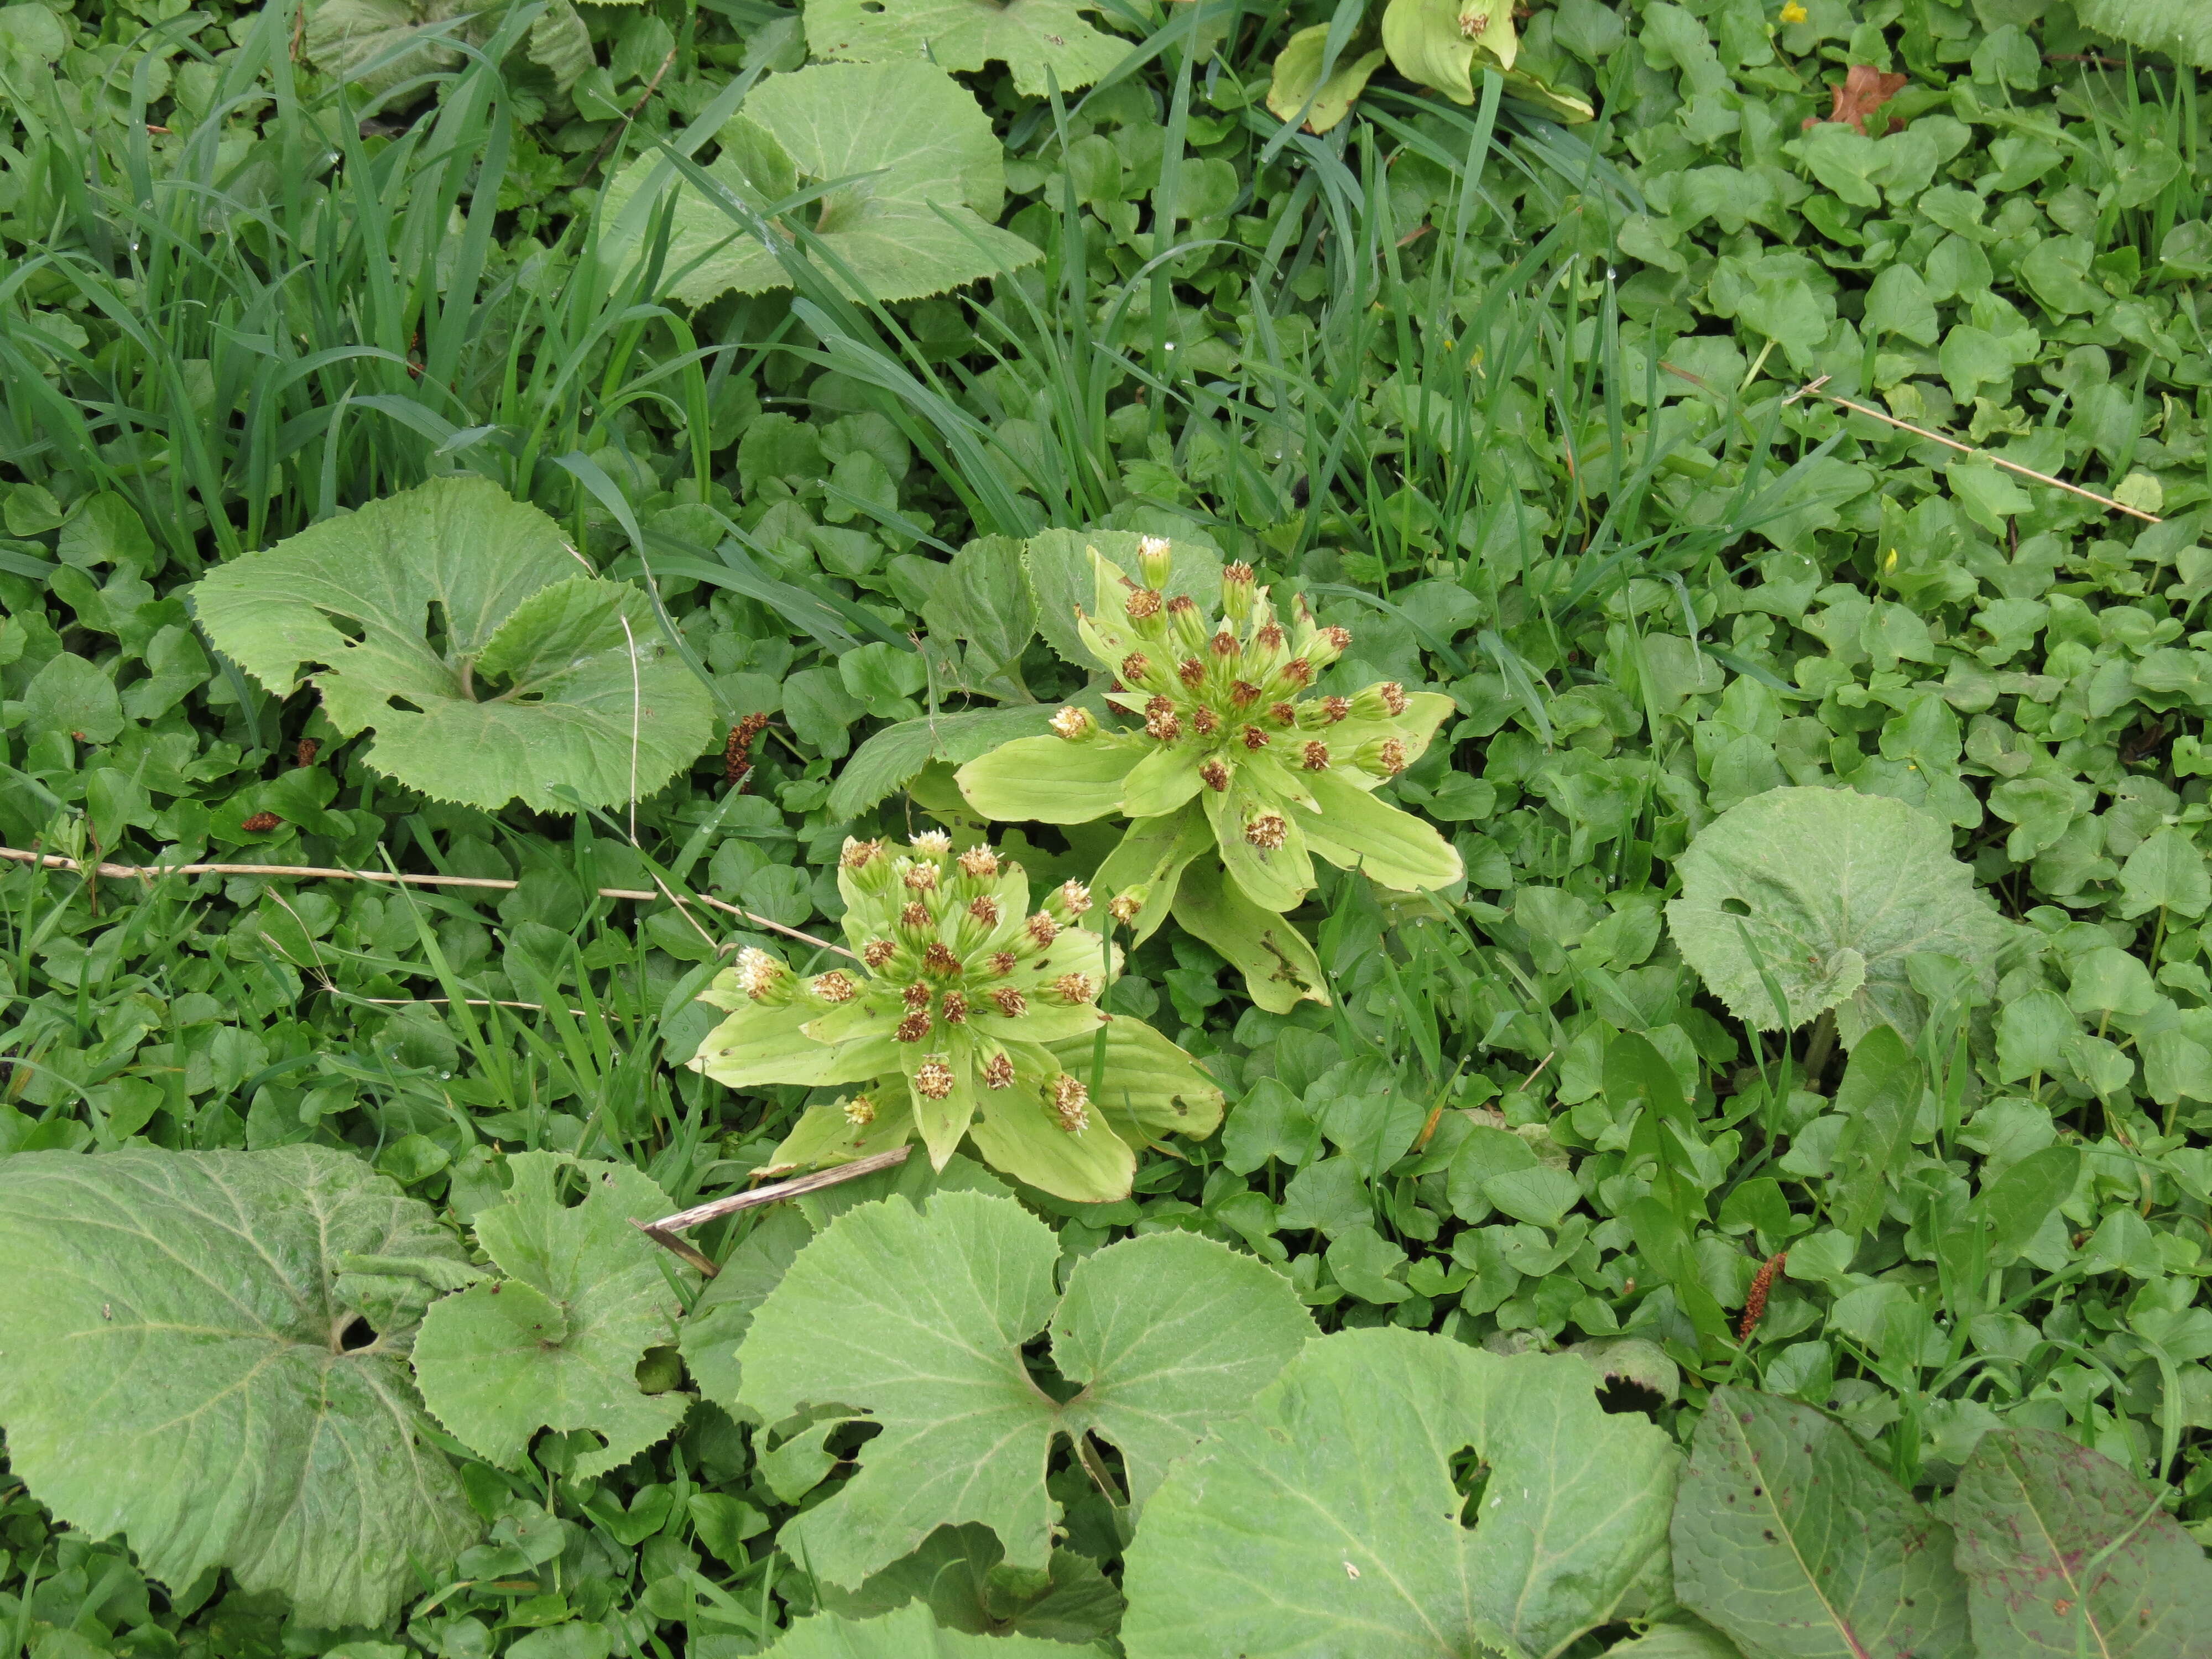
1803,65,1908,136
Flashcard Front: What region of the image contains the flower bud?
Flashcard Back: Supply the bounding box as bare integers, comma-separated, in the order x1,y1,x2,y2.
903,982,932,1014
863,938,898,969
958,845,1001,880
1357,736,1410,776
1191,706,1220,737
844,1095,877,1128
1051,1073,1091,1133
902,859,940,893
1167,594,1208,651
841,838,896,893
1304,624,1352,672
1125,587,1166,636
1108,888,1145,925
1352,680,1409,719
1051,705,1095,742
1241,725,1269,750
1047,879,1093,922
983,950,1019,978
897,900,933,937
734,947,794,1005
1025,912,1058,950
921,941,964,978
1138,535,1173,588
1296,695,1352,729
911,829,953,858
1222,561,1256,623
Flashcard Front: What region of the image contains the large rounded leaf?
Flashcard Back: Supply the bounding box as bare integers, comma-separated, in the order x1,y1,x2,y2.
805,0,1128,97
1664,786,2010,1047
764,1603,1109,1658
735,1190,1312,1589
189,475,713,811
0,1147,482,1627
603,62,1040,305
1119,1329,1678,1659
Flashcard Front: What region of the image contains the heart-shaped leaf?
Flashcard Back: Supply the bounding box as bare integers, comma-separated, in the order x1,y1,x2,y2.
0,1147,482,1627
190,475,713,812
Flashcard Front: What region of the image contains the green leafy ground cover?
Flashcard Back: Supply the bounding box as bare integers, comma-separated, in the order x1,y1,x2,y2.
4,0,2212,1654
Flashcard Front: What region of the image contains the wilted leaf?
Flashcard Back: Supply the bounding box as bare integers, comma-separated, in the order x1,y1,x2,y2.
1804,65,1908,135
603,62,1040,305
412,1154,691,1480
1673,1387,1971,1659
1119,1330,1678,1658
0,1148,481,1627
805,0,1128,97
1665,787,2011,1047
737,1191,1311,1588
1952,1426,2212,1658
190,476,713,812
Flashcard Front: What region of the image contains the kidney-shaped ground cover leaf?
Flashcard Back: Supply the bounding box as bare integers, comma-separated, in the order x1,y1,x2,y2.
1673,1386,1971,1659
603,61,1040,306
1118,1329,1678,1659
0,1147,482,1627
1951,1425,2212,1657
763,1603,1109,1658
805,0,1128,97
1665,787,2010,1048
190,474,712,812
413,1154,691,1480
734,1189,1312,1589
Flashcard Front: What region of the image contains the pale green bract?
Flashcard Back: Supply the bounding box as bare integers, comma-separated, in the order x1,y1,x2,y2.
955,538,1462,1013
687,832,1222,1202
763,1603,1109,1658
735,1191,1313,1590
804,0,1127,97
1265,24,1389,135
602,62,1040,306
1672,1387,1972,1659
1118,1329,1678,1659
189,475,713,812
2075,0,2212,69
0,1147,482,1628
1664,786,2011,1048
411,1154,692,1481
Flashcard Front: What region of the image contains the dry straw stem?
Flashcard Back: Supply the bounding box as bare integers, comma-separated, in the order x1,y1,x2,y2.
1786,373,2164,524
0,846,852,958
631,1145,914,1275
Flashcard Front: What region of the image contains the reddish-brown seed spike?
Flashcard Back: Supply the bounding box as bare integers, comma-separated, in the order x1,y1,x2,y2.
295,738,320,768
1739,1251,1787,1343
242,811,281,833
1200,759,1231,791
864,939,897,969
1242,726,1268,750
896,1011,933,1044
1230,680,1262,707
1192,707,1220,735
724,711,770,789
1177,658,1206,688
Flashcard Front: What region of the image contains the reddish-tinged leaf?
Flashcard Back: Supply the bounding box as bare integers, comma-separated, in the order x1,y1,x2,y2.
1804,65,1908,135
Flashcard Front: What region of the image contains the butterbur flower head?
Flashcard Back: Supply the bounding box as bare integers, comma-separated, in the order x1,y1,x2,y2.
941,991,970,1025
841,838,885,872
1145,702,1182,743
1359,737,1409,776
1255,621,1285,652
896,1011,933,1044
1230,679,1262,708
1026,912,1058,948
903,860,940,892
898,901,931,933
1051,1073,1091,1133
1048,972,1098,1005
986,950,1019,977
1177,657,1206,688
1245,813,1288,851
1242,725,1269,751
1108,889,1144,925
968,894,1001,927
812,971,857,1004
958,846,1001,880
983,1051,1015,1090
1051,705,1095,742
991,985,1029,1018
1200,758,1232,792
1121,651,1152,687
1222,561,1256,620
1353,681,1408,719
844,1095,877,1128
916,1059,955,1100
864,938,897,969
902,982,932,1015
1192,706,1220,736
1126,587,1164,623
911,830,952,858
922,941,963,977
1138,535,1173,587
1303,740,1332,771
1268,702,1297,726
1051,879,1093,920
735,947,790,1003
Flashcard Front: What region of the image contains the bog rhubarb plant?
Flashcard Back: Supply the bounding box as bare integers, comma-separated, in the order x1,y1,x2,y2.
955,539,1462,1010
688,833,1222,1202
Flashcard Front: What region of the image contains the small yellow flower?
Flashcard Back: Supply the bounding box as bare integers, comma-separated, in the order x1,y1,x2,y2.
1779,2,1808,22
